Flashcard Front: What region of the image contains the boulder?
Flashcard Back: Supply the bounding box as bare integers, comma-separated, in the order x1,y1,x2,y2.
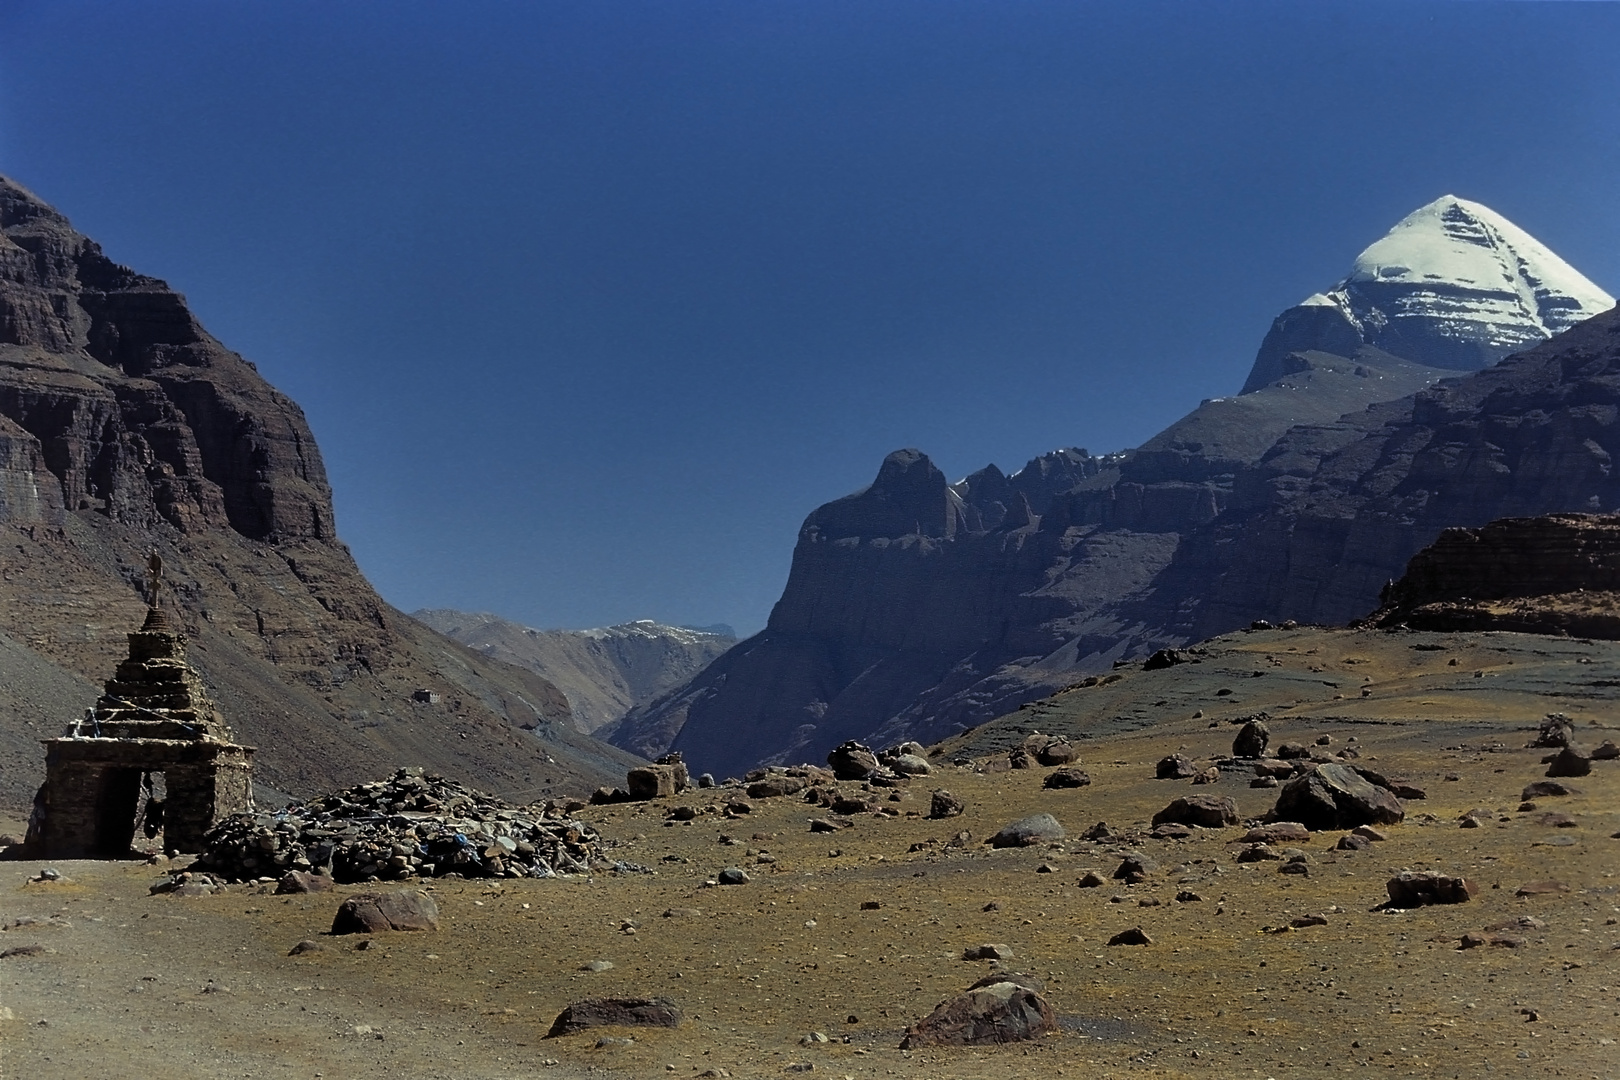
331,890,440,934
1232,720,1270,759
1242,822,1309,844
928,790,965,819
1545,746,1592,778
1151,795,1238,829
1593,740,1619,760
275,871,333,895
746,775,807,799
547,997,682,1036
1271,763,1404,831
1108,927,1153,946
960,943,1012,961
988,814,1065,848
888,754,933,777
898,979,1056,1049
1155,754,1197,780
1142,649,1186,671
827,741,881,781
1385,872,1476,907
1042,767,1091,790
1022,734,1080,766
1113,852,1158,883
626,765,681,800
1521,780,1579,800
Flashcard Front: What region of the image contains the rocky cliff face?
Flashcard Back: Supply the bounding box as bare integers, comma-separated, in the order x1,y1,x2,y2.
630,198,1616,779
0,176,639,812
413,610,734,739
1362,512,1620,638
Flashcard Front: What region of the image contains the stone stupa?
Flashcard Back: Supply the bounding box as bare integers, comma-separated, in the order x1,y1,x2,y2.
28,554,254,857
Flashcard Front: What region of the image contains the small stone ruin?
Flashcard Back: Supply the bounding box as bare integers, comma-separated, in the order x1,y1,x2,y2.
27,567,254,858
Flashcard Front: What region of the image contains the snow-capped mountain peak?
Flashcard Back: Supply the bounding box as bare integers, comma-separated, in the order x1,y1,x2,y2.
1244,196,1613,392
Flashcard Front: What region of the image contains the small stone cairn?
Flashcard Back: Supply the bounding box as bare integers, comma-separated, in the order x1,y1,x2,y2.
193,767,615,883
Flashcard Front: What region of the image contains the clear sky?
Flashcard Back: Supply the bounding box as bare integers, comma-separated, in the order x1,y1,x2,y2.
2,2,1616,635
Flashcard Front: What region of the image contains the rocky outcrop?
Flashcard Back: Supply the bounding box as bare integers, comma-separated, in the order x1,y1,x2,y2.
1365,513,1620,638
0,175,639,812
634,198,1615,778
413,611,734,737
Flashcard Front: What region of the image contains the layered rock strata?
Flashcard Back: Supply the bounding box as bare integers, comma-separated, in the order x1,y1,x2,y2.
0,175,638,810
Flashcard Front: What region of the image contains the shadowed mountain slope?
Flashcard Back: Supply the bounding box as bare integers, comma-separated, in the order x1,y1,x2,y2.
0,176,639,812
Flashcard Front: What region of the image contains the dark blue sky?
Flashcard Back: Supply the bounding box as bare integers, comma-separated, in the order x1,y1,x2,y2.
2,2,1617,634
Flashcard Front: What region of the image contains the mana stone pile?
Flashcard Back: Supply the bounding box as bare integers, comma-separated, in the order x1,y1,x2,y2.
193,768,619,883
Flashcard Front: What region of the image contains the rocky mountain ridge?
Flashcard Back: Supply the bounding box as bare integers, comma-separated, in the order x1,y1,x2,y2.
412,610,734,740
620,198,1617,778
0,175,639,812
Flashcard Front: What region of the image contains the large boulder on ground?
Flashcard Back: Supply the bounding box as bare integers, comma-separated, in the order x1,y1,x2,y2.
626,764,683,800
547,997,682,1036
928,790,965,819
1156,754,1197,780
1022,734,1080,766
1546,746,1592,778
1233,720,1270,759
887,754,933,776
988,814,1065,848
746,775,807,799
827,741,881,781
1152,795,1239,829
1042,767,1091,790
1386,872,1476,907
898,978,1057,1048
331,890,440,934
1271,763,1404,831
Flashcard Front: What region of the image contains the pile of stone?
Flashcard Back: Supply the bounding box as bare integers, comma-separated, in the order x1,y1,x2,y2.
192,768,612,883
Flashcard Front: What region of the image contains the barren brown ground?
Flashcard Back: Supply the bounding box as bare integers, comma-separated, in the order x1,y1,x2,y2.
2,627,1618,1079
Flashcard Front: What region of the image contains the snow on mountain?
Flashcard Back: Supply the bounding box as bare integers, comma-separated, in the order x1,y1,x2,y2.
1244,196,1613,393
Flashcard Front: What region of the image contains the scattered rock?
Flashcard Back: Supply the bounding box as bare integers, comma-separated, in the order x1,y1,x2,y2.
1546,746,1593,778
1156,754,1198,780
1591,740,1619,760
887,754,932,777
1458,932,1487,950
717,867,750,885
582,960,615,972
1336,833,1370,851
898,977,1056,1048
1023,733,1080,766
746,775,807,799
1175,889,1203,902
1515,880,1571,897
826,741,881,781
1114,853,1157,883
1386,872,1476,907
1250,776,1279,789
1236,843,1282,862
989,814,1065,848
1081,821,1116,841
275,871,333,895
961,943,1013,961
547,997,682,1036
1042,767,1091,790
1231,718,1272,758
927,790,965,819
1077,871,1107,888
1271,763,1404,831
1290,914,1328,928
0,945,49,959
1191,766,1221,785
1142,648,1186,671
1107,927,1153,946
1536,812,1578,828
1276,741,1311,760
1242,822,1309,844
1150,822,1193,840
1522,780,1579,800
331,890,441,934
287,940,325,956
1350,825,1389,842
1152,794,1238,829
194,768,606,883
